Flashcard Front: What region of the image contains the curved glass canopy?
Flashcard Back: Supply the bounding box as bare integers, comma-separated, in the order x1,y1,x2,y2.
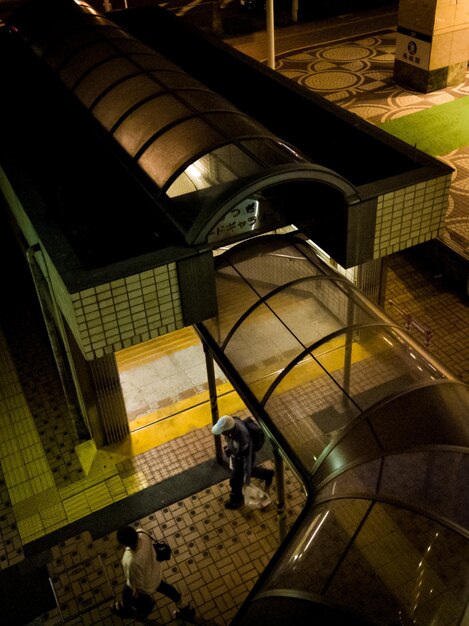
198,233,469,626
8,0,360,248
253,497,469,626
200,234,461,477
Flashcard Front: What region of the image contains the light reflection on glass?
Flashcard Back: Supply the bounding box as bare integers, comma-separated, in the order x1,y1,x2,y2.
291,511,329,564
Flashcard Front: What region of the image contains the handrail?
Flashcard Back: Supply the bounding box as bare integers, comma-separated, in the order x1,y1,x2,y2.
388,299,432,346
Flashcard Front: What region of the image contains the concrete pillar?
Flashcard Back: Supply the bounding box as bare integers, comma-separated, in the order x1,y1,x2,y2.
394,0,469,93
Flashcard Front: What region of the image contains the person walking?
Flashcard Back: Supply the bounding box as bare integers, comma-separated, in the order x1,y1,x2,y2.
112,525,195,620
212,414,274,509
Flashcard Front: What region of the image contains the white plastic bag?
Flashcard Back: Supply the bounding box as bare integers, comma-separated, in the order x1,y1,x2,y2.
242,484,271,510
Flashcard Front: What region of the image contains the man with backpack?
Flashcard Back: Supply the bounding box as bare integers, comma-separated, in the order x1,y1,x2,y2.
212,414,274,509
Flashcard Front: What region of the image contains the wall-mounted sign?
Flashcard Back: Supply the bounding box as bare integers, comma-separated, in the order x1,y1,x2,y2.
207,198,277,243
395,32,431,71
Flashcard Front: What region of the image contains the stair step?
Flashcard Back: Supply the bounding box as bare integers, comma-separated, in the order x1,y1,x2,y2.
116,327,200,371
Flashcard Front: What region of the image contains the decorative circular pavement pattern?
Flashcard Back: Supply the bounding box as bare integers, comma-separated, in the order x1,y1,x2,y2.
276,30,469,258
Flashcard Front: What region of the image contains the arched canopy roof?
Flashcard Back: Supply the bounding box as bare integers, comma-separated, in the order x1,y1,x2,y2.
7,0,360,249
197,232,469,625
197,233,468,492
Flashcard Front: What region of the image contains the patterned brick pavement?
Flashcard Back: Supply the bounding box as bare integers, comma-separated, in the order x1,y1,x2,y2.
275,29,469,259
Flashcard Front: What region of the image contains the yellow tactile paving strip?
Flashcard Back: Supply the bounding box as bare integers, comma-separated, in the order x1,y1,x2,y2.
0,328,55,508
2,324,275,552
115,326,201,372
0,320,235,545
0,314,308,624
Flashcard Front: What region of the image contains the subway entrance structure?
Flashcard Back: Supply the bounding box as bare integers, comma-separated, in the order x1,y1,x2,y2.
0,0,452,445
1,1,468,623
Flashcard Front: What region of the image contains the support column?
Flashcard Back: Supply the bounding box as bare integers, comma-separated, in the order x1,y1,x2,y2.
89,353,130,445
394,0,469,93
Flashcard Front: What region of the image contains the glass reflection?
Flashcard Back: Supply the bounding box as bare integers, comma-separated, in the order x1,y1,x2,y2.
313,326,446,413
167,137,307,199
264,500,469,625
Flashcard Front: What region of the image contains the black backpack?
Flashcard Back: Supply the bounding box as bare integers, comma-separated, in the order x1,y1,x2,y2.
236,416,265,451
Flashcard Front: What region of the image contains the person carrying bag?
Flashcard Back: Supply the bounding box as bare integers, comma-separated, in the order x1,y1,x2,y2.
111,525,195,620
212,414,274,510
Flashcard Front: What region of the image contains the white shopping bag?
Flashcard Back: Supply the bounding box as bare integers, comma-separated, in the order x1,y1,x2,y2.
242,484,271,510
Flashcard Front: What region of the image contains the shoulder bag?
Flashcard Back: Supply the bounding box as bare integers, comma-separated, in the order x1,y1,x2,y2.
138,529,172,562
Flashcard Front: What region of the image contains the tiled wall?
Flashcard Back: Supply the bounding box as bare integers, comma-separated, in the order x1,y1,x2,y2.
397,0,469,69
397,0,437,35
32,245,185,362
0,165,452,362
373,174,451,258
70,266,184,360
1,166,186,361
431,0,469,69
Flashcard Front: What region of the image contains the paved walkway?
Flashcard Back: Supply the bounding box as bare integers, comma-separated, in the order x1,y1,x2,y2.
0,6,467,626
227,12,469,263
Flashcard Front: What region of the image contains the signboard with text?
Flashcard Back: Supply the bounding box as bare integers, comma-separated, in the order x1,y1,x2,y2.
207,198,278,244
395,33,431,70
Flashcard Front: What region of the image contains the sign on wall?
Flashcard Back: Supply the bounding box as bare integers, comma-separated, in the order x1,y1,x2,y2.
395,29,431,71
207,198,278,243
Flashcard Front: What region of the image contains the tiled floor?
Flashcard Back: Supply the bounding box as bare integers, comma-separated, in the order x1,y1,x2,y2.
43,469,306,626
0,7,468,626
273,29,469,259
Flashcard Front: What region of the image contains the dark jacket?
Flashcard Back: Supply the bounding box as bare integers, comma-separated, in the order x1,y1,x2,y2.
224,418,253,483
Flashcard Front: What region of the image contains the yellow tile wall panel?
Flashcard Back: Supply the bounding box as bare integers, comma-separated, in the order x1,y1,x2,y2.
430,32,452,69
434,3,458,32
455,0,469,20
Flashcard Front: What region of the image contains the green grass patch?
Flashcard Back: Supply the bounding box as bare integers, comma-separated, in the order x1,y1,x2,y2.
379,96,469,156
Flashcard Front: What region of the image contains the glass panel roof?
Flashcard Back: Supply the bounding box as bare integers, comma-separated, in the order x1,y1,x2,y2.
263,500,469,625
8,0,362,249
113,94,195,157
200,234,455,478
167,138,307,199
311,325,445,413
264,354,362,472
316,449,469,531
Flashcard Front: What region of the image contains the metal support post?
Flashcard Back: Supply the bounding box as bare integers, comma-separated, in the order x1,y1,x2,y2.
203,342,224,465
273,445,287,541
291,0,298,22
266,0,276,70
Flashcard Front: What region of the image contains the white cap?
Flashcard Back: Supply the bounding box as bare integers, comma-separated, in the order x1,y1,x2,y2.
211,415,235,435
